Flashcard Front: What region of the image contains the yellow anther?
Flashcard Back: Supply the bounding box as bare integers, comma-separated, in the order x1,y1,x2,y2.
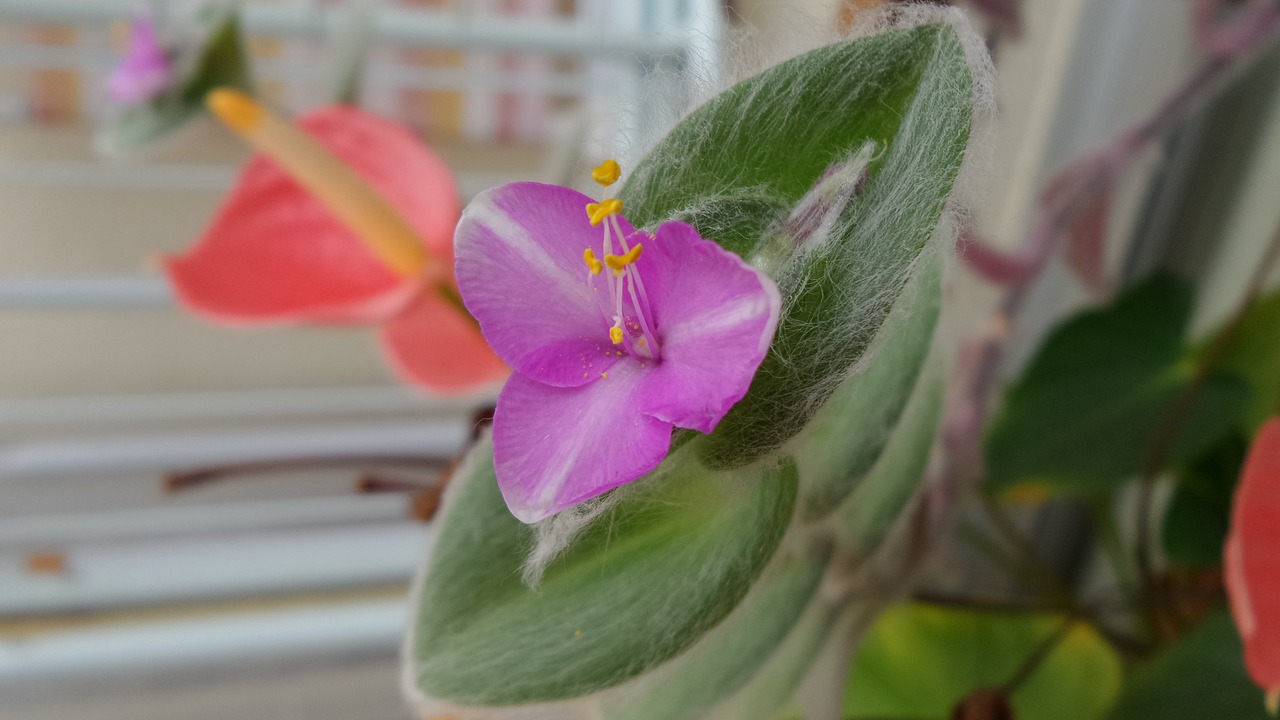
592,159,621,187
586,198,623,227
609,327,624,344
583,248,603,274
604,243,643,274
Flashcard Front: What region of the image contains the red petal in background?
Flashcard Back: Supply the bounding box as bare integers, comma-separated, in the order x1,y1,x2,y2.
166,105,459,324
380,288,508,394
1226,418,1280,704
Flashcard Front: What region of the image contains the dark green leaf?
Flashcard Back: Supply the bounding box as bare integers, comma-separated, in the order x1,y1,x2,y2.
1163,432,1247,567
406,437,798,706
1108,610,1269,720
619,24,975,467
986,275,1251,493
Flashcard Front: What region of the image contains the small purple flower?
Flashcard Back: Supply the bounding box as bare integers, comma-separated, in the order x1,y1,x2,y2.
107,17,173,104
455,161,781,522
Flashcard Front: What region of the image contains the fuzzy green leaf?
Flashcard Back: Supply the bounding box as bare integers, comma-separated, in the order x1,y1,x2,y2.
846,604,1122,720
986,275,1251,494
97,8,252,155
795,253,941,520
601,544,829,720
1108,611,1270,720
619,24,974,468
406,437,798,706
664,187,793,259
835,353,945,555
704,594,842,720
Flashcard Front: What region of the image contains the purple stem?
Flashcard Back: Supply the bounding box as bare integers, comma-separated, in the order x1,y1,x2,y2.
1194,0,1280,56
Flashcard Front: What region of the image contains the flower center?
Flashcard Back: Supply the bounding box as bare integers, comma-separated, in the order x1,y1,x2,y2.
583,160,661,361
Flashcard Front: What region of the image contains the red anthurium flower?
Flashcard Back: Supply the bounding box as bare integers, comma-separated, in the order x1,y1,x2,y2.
1226,417,1280,711
166,91,506,393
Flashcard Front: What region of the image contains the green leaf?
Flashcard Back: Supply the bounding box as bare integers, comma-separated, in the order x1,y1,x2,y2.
704,595,842,720
795,252,941,520
1162,432,1247,567
97,8,252,155
602,544,830,720
619,23,975,467
845,604,1122,720
664,186,794,259
1213,290,1280,429
835,354,945,555
406,437,798,706
1108,610,1270,720
986,275,1251,494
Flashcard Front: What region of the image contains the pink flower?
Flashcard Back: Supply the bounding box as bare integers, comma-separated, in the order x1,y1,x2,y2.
1226,418,1280,711
166,100,506,393
107,17,173,104
454,165,781,522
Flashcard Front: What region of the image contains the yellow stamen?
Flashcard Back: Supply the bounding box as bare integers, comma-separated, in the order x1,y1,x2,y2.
205,88,431,280
591,159,621,187
583,248,603,274
586,198,623,227
609,326,624,344
604,243,643,274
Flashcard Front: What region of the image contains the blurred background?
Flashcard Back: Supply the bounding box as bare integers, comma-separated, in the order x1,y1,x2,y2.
0,0,1276,718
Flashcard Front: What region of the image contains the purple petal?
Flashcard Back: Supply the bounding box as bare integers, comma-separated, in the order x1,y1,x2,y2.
456,182,634,387
107,18,172,104
637,222,780,433
493,361,672,523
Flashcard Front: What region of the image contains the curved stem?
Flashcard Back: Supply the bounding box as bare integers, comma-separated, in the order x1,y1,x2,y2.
1001,615,1077,694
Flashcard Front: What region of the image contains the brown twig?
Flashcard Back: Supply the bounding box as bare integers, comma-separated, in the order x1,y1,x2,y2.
163,454,450,492
354,474,435,494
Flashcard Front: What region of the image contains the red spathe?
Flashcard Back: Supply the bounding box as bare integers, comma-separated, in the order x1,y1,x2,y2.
166,105,505,393
1226,417,1280,707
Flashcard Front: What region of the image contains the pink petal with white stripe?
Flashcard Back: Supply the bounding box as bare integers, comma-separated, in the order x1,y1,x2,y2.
493,361,671,523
